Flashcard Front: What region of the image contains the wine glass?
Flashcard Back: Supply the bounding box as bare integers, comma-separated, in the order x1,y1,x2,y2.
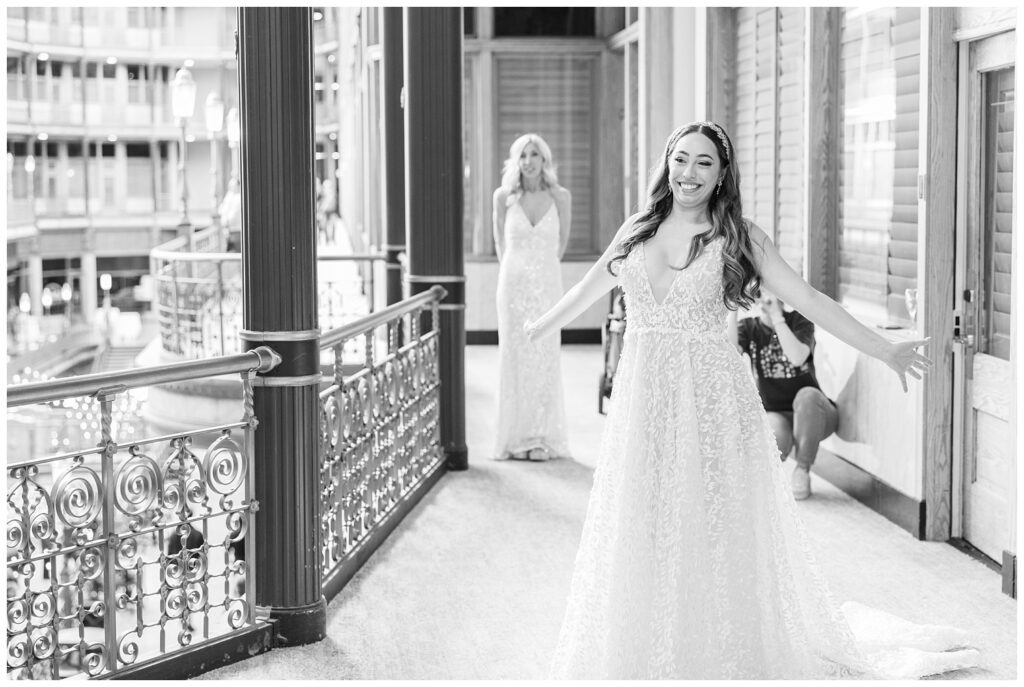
904,288,919,323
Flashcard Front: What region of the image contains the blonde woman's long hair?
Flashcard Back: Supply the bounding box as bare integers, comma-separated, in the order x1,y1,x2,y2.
500,133,559,206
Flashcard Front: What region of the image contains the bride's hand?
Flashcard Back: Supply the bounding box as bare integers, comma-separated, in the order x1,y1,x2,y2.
524,320,539,342
884,338,932,392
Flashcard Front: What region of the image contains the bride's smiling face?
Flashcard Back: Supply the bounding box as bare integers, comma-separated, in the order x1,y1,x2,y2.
667,133,723,209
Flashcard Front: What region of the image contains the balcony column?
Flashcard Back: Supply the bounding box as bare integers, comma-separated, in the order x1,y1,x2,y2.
80,138,97,325
404,7,468,470
236,6,326,646
80,243,97,325
57,142,69,210
115,141,127,214
25,55,34,121
28,239,43,318
150,140,163,245
382,7,405,306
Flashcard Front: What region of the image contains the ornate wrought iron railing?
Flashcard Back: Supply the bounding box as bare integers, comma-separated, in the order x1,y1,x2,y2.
318,286,447,597
6,347,280,680
151,230,387,360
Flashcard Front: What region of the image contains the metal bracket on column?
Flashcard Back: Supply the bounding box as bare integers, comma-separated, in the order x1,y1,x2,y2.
406,274,465,311
240,329,322,386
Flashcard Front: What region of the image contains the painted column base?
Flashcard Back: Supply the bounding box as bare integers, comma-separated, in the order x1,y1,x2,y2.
446,445,469,471
268,597,328,647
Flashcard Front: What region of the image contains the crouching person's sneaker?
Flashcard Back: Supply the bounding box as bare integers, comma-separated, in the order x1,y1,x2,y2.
792,465,811,500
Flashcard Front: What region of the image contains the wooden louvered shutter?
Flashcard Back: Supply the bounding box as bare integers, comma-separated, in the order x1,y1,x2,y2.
732,8,806,275
984,67,1014,361
495,54,597,255
774,8,805,275
837,7,920,323
734,8,776,236
886,8,921,319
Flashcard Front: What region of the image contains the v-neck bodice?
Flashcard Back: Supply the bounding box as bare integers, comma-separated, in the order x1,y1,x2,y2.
503,199,561,257
516,200,556,228
619,237,728,335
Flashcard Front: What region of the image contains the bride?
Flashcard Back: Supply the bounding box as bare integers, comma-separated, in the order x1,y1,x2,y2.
493,133,572,461
525,121,980,679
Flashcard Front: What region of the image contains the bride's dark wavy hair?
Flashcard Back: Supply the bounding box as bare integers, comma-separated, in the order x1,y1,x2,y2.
607,121,761,310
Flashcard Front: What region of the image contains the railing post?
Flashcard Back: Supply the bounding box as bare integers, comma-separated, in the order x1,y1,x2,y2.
171,263,181,356
382,7,406,307
236,7,326,646
97,389,118,674
216,259,226,356
403,7,468,470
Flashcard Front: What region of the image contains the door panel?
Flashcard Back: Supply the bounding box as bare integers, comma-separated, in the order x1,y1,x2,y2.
953,30,1015,564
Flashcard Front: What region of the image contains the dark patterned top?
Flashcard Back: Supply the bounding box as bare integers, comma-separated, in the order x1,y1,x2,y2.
737,310,830,412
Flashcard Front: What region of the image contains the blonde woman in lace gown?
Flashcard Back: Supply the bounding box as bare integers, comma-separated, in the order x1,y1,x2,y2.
525,122,980,679
493,134,572,461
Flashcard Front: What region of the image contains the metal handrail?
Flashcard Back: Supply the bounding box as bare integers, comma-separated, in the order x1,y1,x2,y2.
7,345,281,407
150,250,388,264
320,285,445,349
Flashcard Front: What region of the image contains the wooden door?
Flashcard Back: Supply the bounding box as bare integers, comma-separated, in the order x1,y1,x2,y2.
952,30,1015,569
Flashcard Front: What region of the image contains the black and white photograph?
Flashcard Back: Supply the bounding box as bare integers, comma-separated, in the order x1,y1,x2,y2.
4,4,1019,681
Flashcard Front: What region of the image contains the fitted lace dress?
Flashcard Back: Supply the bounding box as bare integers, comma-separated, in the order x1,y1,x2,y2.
550,237,980,679
494,200,571,459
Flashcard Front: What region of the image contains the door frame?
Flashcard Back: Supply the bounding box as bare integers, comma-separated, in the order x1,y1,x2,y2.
951,28,1017,595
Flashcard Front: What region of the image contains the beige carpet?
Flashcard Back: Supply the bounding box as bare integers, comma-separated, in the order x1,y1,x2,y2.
200,345,1015,680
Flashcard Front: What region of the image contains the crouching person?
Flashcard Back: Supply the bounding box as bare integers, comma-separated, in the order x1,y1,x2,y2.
731,289,838,500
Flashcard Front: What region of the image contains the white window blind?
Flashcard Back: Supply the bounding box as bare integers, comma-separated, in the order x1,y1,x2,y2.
775,7,806,275
126,159,152,199
494,54,597,255
732,8,806,276
837,7,920,323
983,67,1014,361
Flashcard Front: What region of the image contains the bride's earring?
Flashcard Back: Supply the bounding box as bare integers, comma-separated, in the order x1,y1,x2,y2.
716,177,724,194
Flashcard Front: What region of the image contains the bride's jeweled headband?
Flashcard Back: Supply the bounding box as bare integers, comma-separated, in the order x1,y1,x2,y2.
667,121,732,164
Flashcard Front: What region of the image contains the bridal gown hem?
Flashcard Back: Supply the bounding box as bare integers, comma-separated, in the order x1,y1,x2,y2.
549,236,980,679
494,200,571,460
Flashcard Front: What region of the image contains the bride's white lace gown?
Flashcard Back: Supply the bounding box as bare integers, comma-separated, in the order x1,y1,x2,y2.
494,199,570,459
550,236,980,679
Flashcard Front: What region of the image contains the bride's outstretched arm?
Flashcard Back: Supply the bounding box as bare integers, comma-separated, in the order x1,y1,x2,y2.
745,221,931,392
526,215,638,341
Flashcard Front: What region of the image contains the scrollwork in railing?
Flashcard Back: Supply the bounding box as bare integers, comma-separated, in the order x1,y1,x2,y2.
319,288,445,584
6,348,276,680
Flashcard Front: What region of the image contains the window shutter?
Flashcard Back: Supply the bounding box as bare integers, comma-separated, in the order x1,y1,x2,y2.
494,54,597,255
733,8,806,276
734,8,777,236
985,67,1014,360
886,8,921,319
775,7,806,275
837,7,920,323
126,158,152,198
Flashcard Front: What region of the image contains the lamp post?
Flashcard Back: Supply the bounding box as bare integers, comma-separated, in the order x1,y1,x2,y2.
18,291,31,352
226,107,240,184
205,91,225,246
99,272,112,346
223,107,241,250
171,67,196,231
40,287,52,317
61,281,73,329
6,152,13,205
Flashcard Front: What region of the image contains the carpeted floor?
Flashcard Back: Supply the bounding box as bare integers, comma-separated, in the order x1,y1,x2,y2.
199,345,1015,680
